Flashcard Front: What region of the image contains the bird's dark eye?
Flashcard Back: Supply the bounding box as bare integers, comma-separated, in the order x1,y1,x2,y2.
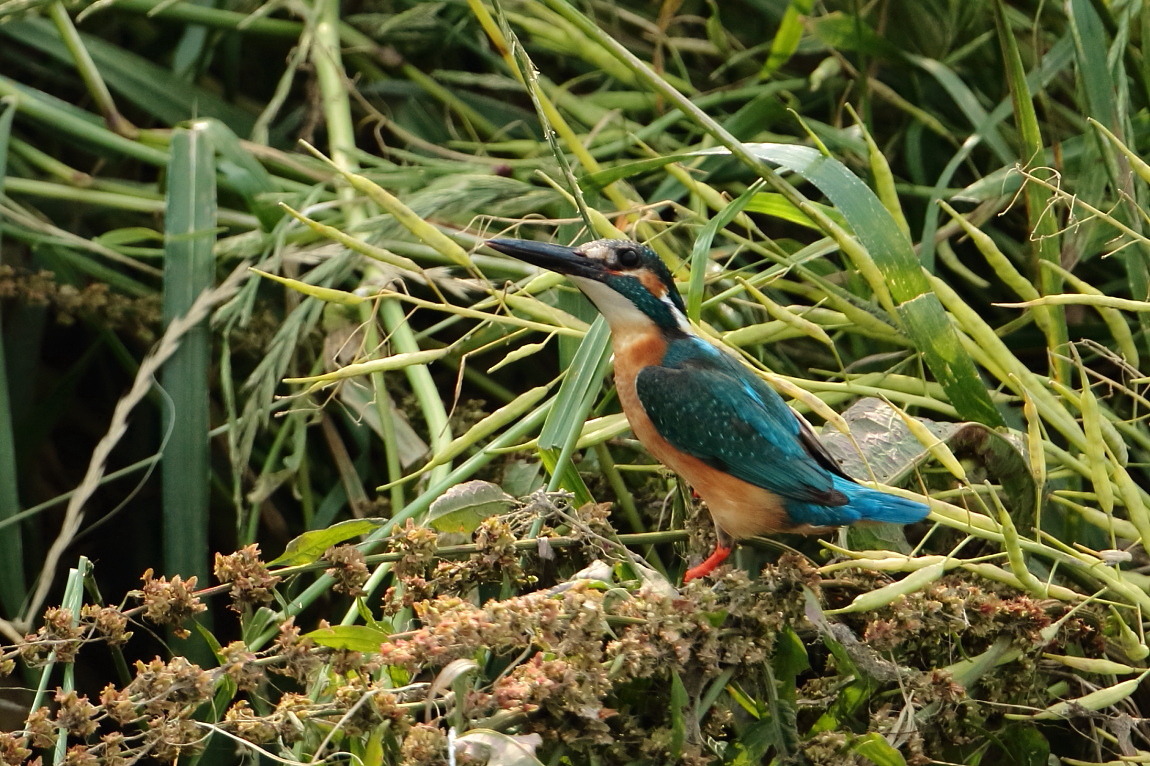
615,246,641,269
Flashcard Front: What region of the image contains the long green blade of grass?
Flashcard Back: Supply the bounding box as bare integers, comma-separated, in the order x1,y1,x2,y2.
0,95,25,617
161,124,215,579
994,0,1070,383
1,17,257,134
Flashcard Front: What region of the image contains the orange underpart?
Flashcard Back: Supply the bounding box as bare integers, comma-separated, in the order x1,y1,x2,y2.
682,545,733,582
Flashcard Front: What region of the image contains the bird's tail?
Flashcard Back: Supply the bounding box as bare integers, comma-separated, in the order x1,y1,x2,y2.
832,476,930,524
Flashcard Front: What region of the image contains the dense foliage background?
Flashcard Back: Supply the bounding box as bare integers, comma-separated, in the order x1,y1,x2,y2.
2,0,1150,763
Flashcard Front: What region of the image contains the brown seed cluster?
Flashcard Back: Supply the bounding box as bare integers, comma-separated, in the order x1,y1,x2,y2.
130,570,207,639
389,519,440,580
214,544,281,611
0,266,161,343
270,617,322,683
78,606,132,647
19,608,83,666
856,575,1074,656
0,506,1122,765
322,544,370,597
0,732,32,766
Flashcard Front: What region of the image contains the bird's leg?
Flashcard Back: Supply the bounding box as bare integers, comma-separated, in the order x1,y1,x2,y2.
682,529,735,582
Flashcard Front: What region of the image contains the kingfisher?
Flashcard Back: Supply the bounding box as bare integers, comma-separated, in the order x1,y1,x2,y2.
487,237,930,582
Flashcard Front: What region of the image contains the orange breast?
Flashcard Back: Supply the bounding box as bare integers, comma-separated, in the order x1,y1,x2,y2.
610,332,794,540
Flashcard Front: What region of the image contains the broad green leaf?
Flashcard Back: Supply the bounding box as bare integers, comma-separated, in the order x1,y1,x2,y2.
271,518,386,566
850,733,907,766
539,317,612,502
808,13,906,61
427,480,514,534
993,723,1051,766
0,18,258,135
742,192,847,230
199,119,283,229
772,626,810,701
993,0,1069,382
307,624,391,652
688,182,761,320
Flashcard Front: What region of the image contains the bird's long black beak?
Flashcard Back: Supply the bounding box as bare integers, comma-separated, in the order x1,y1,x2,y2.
487,238,608,280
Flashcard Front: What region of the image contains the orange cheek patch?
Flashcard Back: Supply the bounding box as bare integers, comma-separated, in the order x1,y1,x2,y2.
637,270,667,298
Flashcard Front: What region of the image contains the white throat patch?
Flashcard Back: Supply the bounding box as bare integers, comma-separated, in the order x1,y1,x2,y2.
570,276,653,331
570,275,693,336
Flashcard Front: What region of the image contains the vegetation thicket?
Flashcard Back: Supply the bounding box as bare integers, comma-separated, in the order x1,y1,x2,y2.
1,1,1149,763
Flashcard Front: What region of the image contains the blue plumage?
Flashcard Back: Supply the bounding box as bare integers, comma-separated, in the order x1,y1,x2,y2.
788,476,931,527
637,335,929,528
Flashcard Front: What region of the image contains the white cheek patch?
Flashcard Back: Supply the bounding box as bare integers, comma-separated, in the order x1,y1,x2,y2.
662,294,692,333
570,276,653,330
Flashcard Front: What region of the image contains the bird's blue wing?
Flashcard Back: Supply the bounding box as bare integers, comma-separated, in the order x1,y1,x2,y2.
635,348,847,506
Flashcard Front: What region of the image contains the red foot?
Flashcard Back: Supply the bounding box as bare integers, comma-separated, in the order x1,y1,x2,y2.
683,545,733,582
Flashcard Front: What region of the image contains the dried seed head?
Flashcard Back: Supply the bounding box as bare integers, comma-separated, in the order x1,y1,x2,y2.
131,570,207,639
322,544,370,597
214,545,281,611
80,604,132,646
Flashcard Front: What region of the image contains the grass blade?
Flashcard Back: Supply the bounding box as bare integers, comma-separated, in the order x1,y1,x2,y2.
0,96,25,616
993,0,1070,382
161,124,216,579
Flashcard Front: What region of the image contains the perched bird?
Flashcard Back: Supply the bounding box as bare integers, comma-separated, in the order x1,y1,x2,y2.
487,237,930,581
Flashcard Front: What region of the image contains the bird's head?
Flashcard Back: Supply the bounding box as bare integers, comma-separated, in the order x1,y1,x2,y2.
487,238,688,335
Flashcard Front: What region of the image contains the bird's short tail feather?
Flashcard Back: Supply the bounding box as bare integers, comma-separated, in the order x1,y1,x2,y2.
832,476,930,524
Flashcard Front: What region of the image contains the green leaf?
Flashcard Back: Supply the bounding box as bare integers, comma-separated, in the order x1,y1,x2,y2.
808,13,907,61
199,119,283,229
725,681,765,719
804,589,877,730
991,723,1051,766
161,124,216,581
850,733,907,766
539,317,612,450
0,95,24,615
727,717,779,765
669,669,688,759
993,0,1069,382
270,518,386,566
761,0,814,78
307,624,391,652
687,182,761,321
93,227,165,257
772,626,810,703
0,18,258,136
539,316,612,501
0,74,169,166
427,480,514,534
742,192,847,230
